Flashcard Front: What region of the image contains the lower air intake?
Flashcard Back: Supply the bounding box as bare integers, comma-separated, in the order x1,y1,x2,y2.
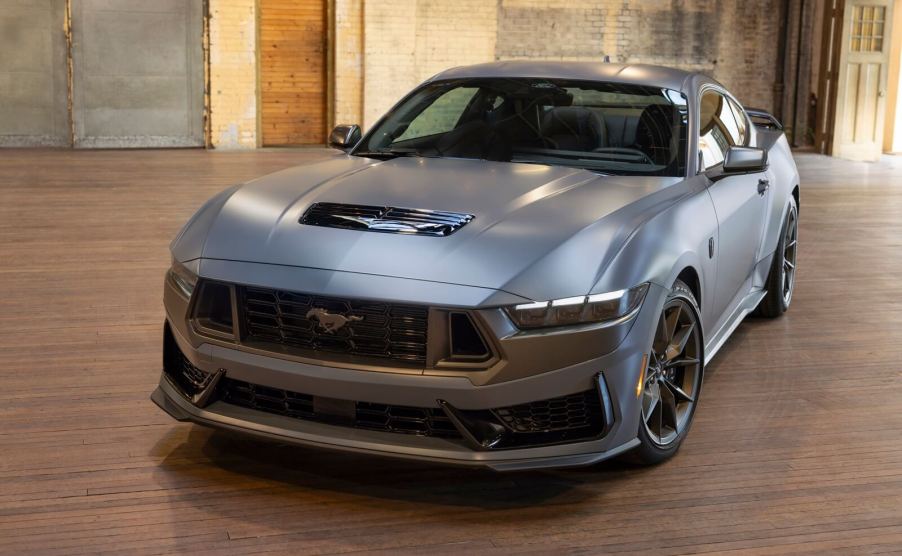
487,390,608,447
220,378,462,439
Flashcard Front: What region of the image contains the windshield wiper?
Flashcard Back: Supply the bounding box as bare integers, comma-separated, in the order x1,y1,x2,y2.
353,148,426,160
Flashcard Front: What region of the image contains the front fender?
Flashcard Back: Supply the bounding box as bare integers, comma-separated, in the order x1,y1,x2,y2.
591,175,717,337
170,184,241,263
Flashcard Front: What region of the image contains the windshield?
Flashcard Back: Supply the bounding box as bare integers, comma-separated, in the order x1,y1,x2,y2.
354,78,688,176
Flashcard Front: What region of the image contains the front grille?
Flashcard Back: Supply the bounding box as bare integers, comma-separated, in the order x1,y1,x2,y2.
240,286,429,365
220,378,461,439
301,202,474,237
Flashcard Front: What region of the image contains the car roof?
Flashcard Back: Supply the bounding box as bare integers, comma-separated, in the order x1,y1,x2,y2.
428,61,713,94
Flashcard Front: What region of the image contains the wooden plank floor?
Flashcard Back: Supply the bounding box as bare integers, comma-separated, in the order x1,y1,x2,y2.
1,149,902,555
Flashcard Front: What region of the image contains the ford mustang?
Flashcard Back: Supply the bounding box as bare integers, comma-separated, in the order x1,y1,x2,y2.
152,62,799,470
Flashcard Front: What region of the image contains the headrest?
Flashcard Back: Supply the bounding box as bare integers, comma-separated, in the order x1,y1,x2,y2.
540,107,606,151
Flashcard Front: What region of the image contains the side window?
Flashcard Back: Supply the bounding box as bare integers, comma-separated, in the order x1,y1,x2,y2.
699,90,743,169
394,87,478,142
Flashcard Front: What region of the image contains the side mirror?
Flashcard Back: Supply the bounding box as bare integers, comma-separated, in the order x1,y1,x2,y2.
722,146,767,174
329,124,361,151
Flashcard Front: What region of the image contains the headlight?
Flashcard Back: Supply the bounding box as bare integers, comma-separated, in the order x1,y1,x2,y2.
506,283,648,329
168,259,197,299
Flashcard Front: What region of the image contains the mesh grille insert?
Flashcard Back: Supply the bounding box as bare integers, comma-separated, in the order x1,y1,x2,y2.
220,378,461,439
240,286,429,365
494,390,604,434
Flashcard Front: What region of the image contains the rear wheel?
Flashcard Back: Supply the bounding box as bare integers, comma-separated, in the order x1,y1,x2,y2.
756,199,798,318
632,280,704,465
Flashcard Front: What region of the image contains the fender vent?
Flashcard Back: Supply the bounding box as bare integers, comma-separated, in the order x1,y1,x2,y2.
301,202,474,237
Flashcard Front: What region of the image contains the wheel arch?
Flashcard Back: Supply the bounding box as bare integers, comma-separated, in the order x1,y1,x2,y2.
660,249,707,310
657,253,709,342
675,266,701,309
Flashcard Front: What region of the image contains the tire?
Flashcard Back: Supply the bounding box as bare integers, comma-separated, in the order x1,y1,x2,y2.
756,198,798,318
631,280,704,465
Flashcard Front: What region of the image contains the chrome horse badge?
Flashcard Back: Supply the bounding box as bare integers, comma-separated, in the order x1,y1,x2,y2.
305,308,363,334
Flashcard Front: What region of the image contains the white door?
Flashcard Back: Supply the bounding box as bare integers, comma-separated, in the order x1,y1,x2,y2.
833,0,895,160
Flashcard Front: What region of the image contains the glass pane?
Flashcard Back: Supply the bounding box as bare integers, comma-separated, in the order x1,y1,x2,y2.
728,99,748,145
358,78,690,176
395,88,478,141
851,5,887,52
699,91,736,169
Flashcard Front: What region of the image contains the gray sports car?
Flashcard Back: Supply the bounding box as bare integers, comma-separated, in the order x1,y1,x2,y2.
152,62,799,470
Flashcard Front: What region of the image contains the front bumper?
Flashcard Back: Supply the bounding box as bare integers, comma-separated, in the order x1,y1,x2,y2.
152,377,639,471
153,262,665,470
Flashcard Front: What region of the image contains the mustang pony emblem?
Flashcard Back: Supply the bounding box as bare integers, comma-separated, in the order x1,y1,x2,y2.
305,308,363,334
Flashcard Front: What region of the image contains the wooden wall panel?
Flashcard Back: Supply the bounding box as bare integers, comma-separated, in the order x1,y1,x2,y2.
259,0,327,146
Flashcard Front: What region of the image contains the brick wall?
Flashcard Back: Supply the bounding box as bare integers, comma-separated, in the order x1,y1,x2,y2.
208,0,258,149
360,0,783,129
206,0,789,145
361,0,496,127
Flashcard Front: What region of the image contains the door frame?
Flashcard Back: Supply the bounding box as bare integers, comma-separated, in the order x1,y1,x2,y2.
884,0,902,152
814,0,846,154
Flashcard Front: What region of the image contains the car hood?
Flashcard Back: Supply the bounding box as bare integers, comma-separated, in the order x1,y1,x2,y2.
192,155,684,300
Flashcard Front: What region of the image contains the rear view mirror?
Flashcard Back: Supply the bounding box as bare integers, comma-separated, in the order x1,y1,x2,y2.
329,124,361,151
722,146,767,174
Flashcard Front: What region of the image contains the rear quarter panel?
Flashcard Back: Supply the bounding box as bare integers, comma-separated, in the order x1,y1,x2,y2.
758,131,800,261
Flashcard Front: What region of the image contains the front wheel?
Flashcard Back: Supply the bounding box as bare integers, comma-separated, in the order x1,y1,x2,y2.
631,280,704,465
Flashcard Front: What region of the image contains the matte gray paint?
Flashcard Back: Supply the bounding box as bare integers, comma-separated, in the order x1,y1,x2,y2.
160,63,800,469
194,155,686,302
722,146,768,172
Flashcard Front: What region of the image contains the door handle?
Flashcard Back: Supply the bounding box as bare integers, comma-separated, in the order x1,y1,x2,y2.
758,178,770,195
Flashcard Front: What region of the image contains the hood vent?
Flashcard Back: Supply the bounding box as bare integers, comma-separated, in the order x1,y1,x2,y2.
300,202,474,237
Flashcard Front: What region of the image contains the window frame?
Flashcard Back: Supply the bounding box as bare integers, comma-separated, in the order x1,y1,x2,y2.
726,97,751,147
354,78,692,177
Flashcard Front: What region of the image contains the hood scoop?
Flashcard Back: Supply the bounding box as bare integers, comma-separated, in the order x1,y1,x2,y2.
300,202,474,237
